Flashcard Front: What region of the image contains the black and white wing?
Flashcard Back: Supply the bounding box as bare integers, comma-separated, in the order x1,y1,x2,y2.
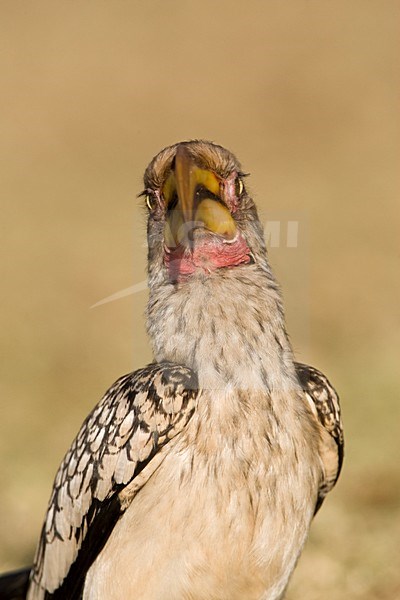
27,362,198,600
295,362,344,513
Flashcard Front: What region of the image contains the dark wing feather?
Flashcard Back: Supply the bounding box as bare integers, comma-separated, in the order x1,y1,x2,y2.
0,567,31,600
295,362,344,512
27,362,198,600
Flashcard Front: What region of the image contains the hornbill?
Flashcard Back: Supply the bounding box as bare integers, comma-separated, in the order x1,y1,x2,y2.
0,141,343,600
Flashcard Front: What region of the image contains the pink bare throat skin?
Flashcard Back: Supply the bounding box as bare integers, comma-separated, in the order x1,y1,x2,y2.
164,234,252,283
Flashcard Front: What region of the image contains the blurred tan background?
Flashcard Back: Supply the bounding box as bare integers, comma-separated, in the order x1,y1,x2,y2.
0,1,399,598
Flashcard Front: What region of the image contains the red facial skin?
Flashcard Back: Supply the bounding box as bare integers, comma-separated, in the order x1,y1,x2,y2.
164,232,252,283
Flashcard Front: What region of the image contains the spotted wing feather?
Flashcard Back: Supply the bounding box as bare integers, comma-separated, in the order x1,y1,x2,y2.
28,362,198,599
295,362,343,512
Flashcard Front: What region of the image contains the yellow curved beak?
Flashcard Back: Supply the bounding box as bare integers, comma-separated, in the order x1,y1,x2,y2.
164,145,237,247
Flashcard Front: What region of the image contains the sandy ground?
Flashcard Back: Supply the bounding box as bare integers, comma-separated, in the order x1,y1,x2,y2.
0,2,399,598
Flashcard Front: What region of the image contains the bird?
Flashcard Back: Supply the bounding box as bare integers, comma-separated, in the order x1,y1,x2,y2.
0,141,343,600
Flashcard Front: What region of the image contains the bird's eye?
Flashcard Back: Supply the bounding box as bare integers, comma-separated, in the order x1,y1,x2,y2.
235,178,244,197
145,194,157,211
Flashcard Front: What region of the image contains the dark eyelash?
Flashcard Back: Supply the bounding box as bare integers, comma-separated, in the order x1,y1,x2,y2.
137,189,151,198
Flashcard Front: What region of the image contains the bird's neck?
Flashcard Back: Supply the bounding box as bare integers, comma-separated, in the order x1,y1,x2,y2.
147,265,297,392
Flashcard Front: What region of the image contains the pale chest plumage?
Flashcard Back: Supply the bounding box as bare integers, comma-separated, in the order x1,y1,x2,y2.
84,387,320,600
